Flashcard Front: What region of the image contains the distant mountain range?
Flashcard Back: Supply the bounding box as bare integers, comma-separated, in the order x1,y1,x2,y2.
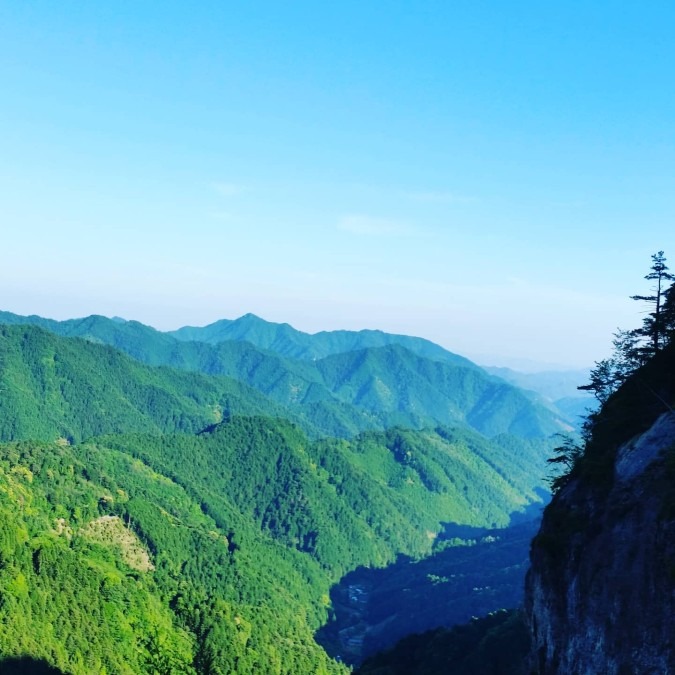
483,365,593,425
169,313,478,367
0,308,567,674
0,311,573,439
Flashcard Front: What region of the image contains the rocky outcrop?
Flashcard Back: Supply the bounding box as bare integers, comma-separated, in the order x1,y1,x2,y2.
526,410,675,674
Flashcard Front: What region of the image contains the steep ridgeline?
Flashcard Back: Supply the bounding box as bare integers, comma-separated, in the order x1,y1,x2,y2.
169,312,477,367
314,345,568,438
0,313,569,439
526,343,675,674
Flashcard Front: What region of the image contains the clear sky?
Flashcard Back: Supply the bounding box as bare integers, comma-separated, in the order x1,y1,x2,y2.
2,2,674,369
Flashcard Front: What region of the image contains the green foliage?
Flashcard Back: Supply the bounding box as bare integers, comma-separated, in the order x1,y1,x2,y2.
314,345,565,438
0,315,566,440
0,415,548,673
0,314,558,673
546,435,583,494
97,419,546,576
0,324,293,443
0,446,195,674
0,438,348,674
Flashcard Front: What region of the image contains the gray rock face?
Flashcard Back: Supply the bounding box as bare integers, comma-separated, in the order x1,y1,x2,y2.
526,412,675,674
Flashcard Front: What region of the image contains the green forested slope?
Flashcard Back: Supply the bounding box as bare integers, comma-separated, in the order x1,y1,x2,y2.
0,316,553,674
315,345,566,438
0,419,545,673
98,420,546,573
0,324,295,443
0,314,567,439
0,438,347,674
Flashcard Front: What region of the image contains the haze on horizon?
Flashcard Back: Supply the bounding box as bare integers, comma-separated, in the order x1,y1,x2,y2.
2,2,674,370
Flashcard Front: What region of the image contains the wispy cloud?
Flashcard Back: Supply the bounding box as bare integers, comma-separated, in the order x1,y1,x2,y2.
337,214,413,236
212,182,245,198
404,191,475,204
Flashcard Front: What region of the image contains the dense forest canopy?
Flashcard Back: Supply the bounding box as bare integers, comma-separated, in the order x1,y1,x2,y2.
0,315,556,673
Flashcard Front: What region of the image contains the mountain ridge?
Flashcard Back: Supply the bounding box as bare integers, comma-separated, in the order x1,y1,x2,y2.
0,310,564,674
169,312,479,368
0,311,570,439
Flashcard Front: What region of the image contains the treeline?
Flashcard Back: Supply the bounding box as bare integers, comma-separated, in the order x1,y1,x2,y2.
580,250,675,405
548,251,675,493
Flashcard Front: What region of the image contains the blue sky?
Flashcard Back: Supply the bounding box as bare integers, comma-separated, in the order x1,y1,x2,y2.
2,1,674,368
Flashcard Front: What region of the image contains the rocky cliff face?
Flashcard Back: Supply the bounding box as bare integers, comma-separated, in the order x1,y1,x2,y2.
526,397,675,675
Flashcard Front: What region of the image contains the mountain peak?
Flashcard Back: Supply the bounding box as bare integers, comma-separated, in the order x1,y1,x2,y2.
170,313,477,369
238,312,262,321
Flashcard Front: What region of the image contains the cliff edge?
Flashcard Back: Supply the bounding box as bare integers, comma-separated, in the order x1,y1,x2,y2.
526,345,675,674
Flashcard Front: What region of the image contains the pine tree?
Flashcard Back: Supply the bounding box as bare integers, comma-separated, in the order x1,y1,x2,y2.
577,329,643,404
546,435,584,493
578,358,618,404
631,251,674,355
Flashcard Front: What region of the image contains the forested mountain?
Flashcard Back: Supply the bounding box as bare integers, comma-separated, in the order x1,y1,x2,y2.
0,312,556,673
0,420,546,673
0,436,347,674
99,420,545,573
483,365,592,429
169,312,478,367
314,345,567,438
0,324,295,443
0,323,548,561
0,313,569,439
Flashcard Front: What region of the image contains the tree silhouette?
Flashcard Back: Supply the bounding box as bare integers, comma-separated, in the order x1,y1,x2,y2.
579,252,674,414
631,251,674,355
